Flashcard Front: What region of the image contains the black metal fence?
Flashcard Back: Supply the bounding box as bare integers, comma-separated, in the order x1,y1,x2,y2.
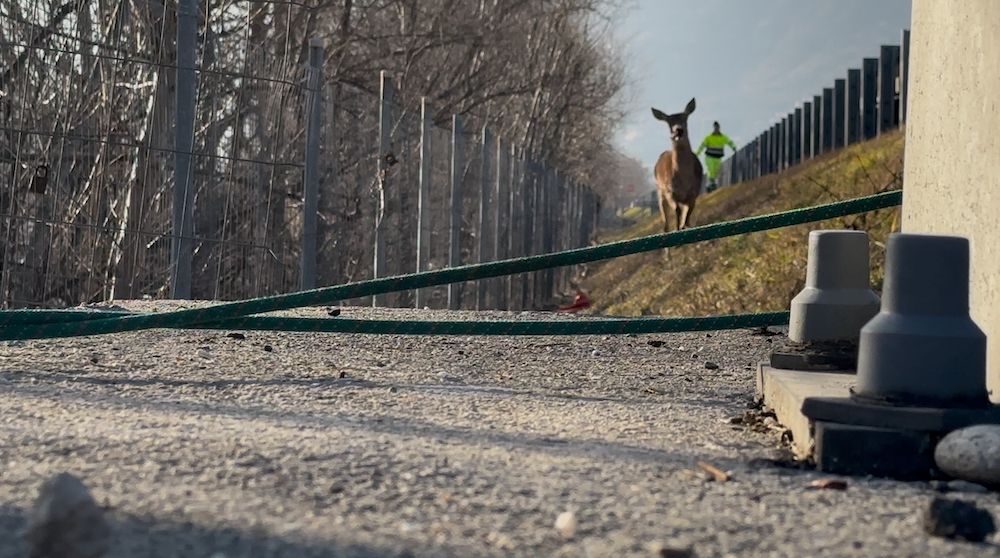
717,29,911,188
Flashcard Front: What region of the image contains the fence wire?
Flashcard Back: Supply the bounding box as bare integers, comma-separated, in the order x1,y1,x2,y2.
0,0,310,307
0,1,597,310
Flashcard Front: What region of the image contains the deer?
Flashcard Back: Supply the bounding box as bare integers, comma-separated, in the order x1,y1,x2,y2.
651,98,703,235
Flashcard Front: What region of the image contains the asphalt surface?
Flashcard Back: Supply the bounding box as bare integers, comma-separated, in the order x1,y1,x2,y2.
1,302,999,557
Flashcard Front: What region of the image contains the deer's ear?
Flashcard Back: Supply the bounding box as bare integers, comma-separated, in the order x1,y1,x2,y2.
651,108,669,121
684,98,696,115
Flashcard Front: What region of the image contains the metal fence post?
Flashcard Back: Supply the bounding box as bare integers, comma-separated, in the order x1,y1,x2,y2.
448,114,464,310
552,170,563,291
171,0,198,299
793,108,802,164
821,87,834,153
761,129,770,175
833,78,846,149
507,144,520,308
879,45,901,134
862,58,879,140
373,71,394,307
757,135,764,178
476,125,492,310
802,102,813,159
300,38,324,292
811,94,822,156
766,124,774,173
415,97,432,309
847,69,861,145
520,154,534,310
899,29,911,125
492,137,508,309
774,120,782,172
753,135,761,178
780,116,787,169
773,123,781,173
575,183,585,248
784,114,792,168
536,160,546,305
546,167,559,298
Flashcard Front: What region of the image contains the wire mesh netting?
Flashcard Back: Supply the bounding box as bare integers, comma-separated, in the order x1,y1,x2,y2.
0,1,596,310
0,0,309,305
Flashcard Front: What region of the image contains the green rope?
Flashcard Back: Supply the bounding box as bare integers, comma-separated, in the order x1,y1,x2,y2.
0,308,790,335
0,190,899,341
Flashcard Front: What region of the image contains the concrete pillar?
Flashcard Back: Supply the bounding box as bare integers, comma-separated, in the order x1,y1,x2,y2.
903,0,1000,400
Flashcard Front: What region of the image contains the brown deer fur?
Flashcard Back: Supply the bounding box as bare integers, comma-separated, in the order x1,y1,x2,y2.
651,98,703,233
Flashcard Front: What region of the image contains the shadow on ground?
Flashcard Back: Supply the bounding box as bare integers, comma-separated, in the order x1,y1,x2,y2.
0,504,475,558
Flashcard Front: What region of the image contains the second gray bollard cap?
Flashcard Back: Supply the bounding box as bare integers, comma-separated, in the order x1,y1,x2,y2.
789,230,881,343
854,233,988,407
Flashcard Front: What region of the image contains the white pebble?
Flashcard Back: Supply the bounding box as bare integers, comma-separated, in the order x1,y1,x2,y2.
554,510,577,538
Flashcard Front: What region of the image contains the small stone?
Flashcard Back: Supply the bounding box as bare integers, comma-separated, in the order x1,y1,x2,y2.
944,480,991,494
648,540,696,557
591,349,603,357
808,478,848,491
934,424,1000,486
554,510,577,538
387,386,398,393
226,332,245,340
922,497,996,542
263,345,273,352
704,362,719,370
647,340,665,348
28,473,111,558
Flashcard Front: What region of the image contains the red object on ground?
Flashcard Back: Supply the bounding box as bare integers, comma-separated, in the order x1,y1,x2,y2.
559,289,591,313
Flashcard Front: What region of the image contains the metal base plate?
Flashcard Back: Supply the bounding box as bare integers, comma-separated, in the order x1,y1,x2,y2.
769,339,858,372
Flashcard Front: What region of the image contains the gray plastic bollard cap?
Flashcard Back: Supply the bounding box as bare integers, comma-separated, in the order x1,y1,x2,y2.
789,230,880,343
855,233,988,407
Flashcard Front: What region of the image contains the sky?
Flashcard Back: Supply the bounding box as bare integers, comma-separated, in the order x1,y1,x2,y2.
612,0,912,187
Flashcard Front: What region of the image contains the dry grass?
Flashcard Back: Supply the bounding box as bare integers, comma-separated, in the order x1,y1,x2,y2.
580,129,905,317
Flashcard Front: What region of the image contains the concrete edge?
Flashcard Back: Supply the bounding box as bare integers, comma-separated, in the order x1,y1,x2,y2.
755,363,856,459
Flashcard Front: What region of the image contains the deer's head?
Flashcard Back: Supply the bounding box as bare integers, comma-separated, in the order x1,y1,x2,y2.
651,98,697,144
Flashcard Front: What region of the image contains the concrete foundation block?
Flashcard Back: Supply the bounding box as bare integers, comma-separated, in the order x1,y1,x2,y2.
814,421,936,479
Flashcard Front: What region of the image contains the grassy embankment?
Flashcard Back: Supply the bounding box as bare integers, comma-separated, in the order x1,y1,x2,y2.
580,129,905,317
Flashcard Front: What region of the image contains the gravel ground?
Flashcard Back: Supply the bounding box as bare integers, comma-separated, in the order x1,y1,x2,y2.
2,301,999,557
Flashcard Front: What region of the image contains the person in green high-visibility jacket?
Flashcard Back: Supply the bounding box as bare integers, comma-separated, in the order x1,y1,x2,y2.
696,121,738,193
